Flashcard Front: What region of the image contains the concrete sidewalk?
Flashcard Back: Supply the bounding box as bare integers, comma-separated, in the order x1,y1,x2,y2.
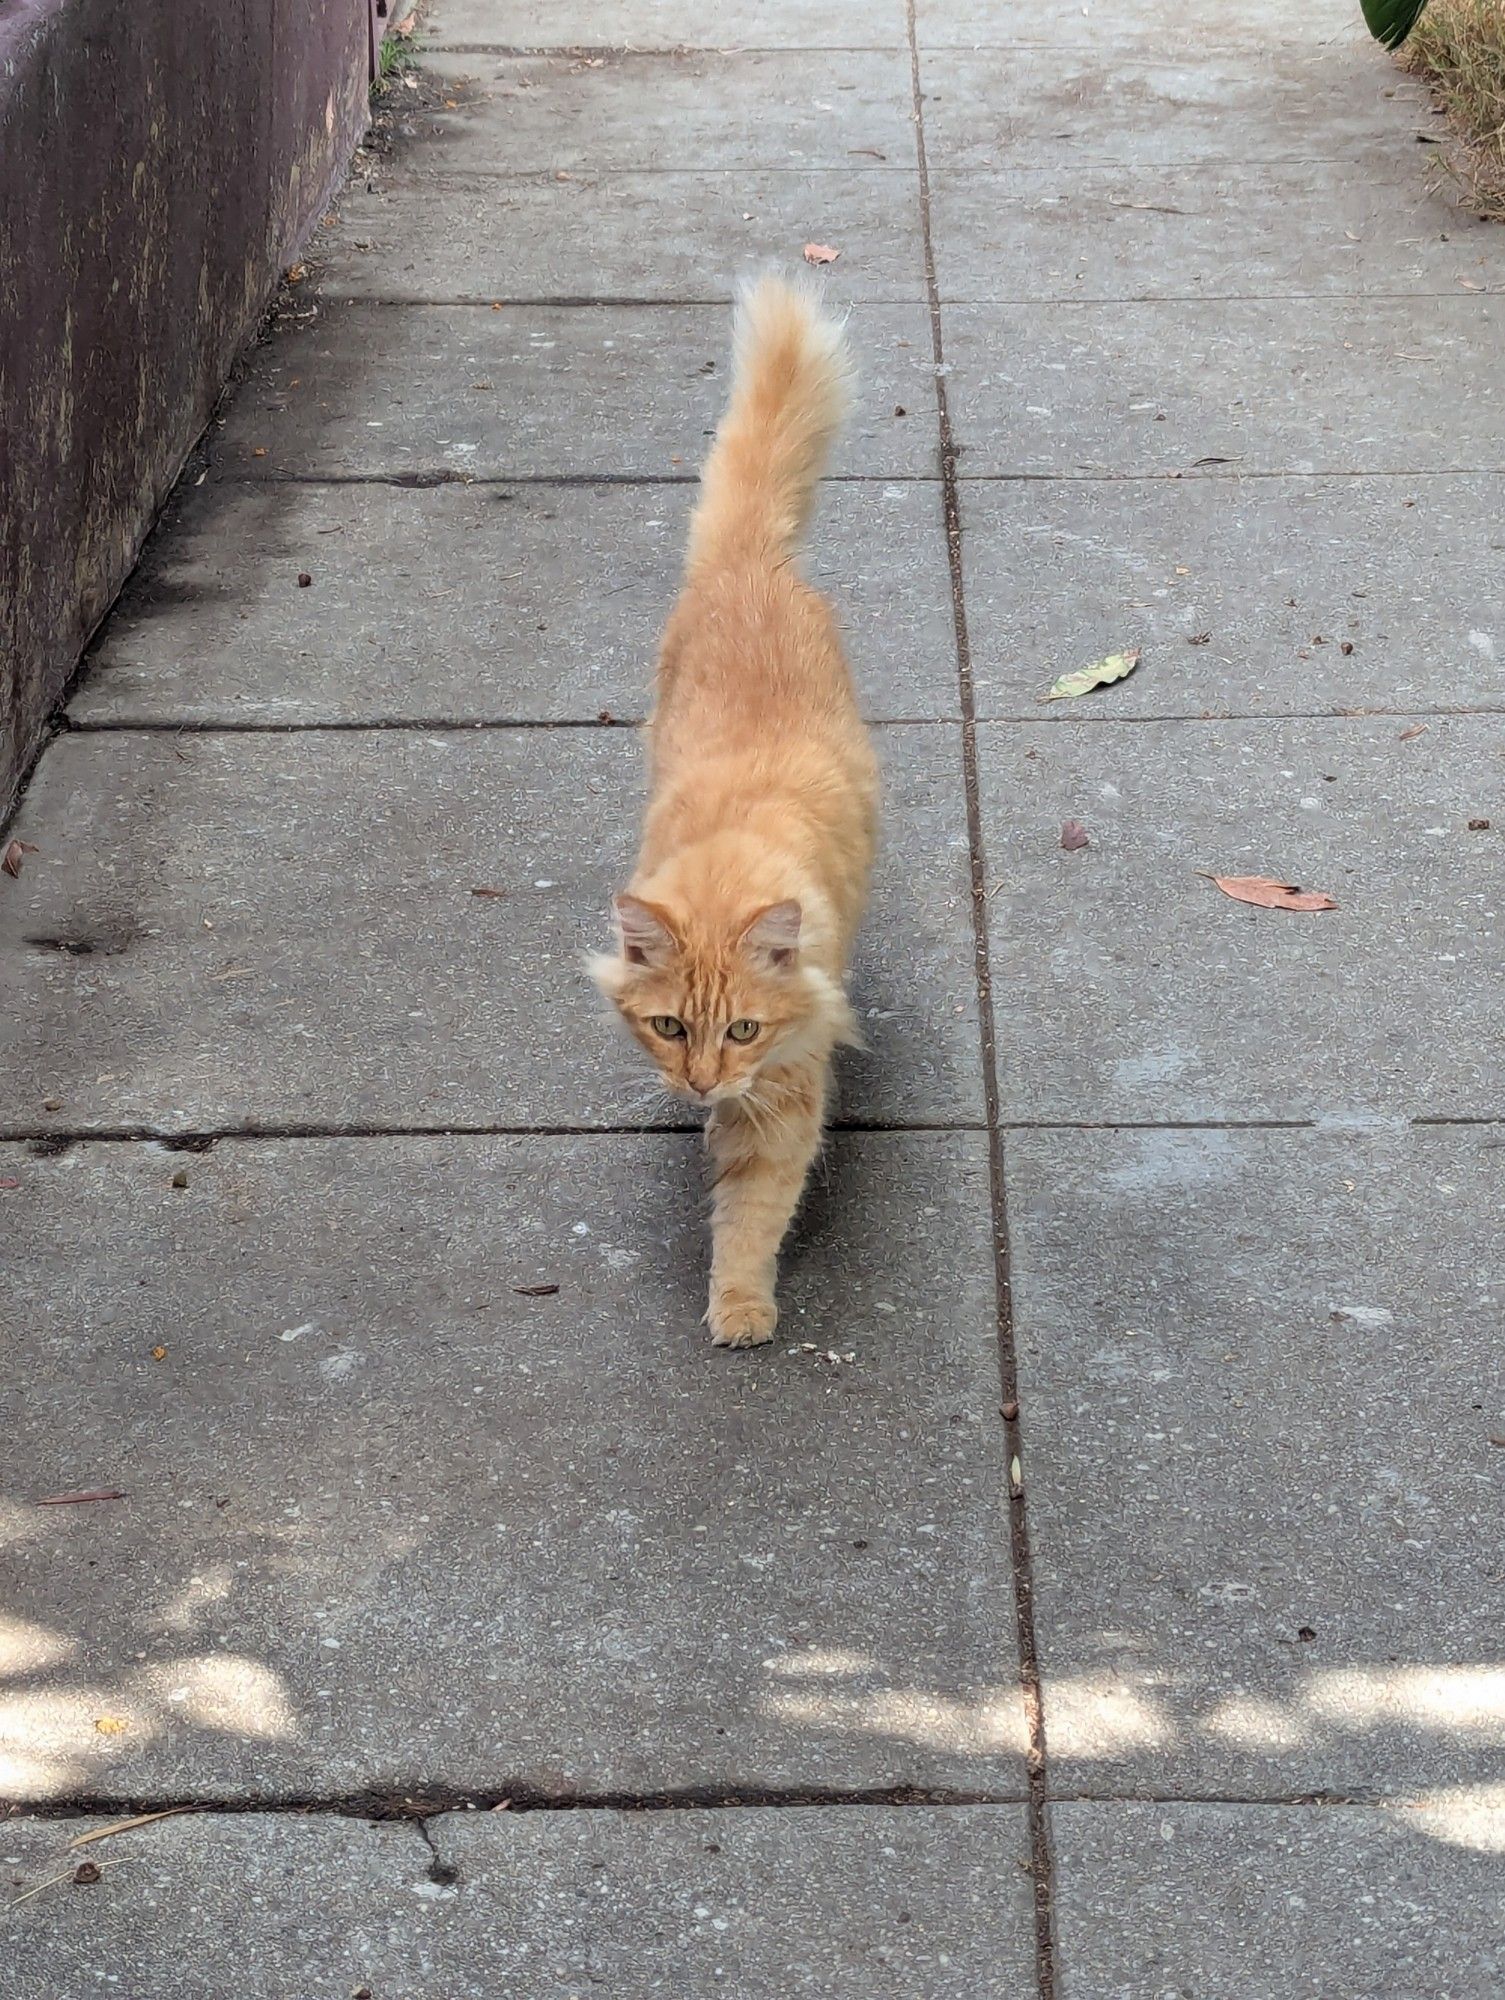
3,1,1502,1992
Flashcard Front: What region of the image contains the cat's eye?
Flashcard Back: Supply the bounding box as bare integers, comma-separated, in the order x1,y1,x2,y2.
726,1018,761,1044
648,1015,687,1040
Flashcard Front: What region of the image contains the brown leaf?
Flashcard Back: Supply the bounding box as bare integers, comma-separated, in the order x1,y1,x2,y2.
513,1283,560,1297
1398,723,1428,741
1186,631,1211,646
1060,820,1090,851
470,886,507,899
1340,641,1354,655
2,838,38,878
1468,818,1491,832
802,242,840,265
36,1489,127,1506
1204,874,1338,913
297,572,312,588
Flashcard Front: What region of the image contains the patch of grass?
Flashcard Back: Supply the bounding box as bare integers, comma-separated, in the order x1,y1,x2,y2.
374,30,420,95
1404,0,1505,219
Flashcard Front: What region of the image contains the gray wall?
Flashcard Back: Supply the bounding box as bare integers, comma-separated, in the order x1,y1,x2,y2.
0,0,371,809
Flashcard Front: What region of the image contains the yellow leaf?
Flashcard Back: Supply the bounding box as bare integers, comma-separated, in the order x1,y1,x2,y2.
1040,648,1141,703
94,1716,128,1736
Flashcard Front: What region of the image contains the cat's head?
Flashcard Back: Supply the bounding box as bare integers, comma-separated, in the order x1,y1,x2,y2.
591,893,842,1103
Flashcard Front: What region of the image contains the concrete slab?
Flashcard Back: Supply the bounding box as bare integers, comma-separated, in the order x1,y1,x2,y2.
74,478,957,726
0,1132,1022,1800
324,169,927,304
425,0,909,48
1052,1802,1505,1996
978,715,1504,1123
0,1808,1036,1999
931,165,1493,304
216,303,937,478
917,0,1363,46
943,297,1504,479
393,51,915,174
919,47,1432,168
0,726,981,1133
958,474,1505,720
1008,1126,1505,1796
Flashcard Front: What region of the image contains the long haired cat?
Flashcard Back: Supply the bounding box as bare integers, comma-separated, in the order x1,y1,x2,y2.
592,275,879,1348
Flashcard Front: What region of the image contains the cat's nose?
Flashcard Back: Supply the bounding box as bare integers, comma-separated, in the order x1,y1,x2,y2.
687,1066,718,1099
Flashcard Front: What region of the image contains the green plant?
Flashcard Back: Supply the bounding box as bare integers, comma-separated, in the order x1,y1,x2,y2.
375,31,418,91
1362,0,1431,49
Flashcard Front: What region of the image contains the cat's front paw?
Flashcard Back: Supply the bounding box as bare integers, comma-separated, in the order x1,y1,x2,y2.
708,1291,778,1349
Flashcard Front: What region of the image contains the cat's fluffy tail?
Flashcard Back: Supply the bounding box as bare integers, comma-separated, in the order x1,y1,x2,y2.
685,274,852,573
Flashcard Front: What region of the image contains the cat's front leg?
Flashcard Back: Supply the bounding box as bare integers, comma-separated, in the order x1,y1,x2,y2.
704,1068,825,1348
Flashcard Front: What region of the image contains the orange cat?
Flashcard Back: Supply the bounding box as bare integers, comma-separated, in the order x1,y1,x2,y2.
592,275,879,1348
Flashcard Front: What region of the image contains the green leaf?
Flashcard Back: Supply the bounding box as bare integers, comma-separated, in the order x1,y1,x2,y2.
1360,0,1429,50
1039,648,1142,703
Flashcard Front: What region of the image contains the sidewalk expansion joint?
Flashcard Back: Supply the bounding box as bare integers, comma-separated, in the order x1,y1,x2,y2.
211,466,1505,492
907,5,1057,1994
13,1118,1498,1153
2,1119,988,1150
11,1783,1029,1825
58,704,1505,735
337,289,1500,310
421,43,910,57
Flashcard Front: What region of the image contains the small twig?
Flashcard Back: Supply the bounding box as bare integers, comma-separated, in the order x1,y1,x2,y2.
69,1808,195,1850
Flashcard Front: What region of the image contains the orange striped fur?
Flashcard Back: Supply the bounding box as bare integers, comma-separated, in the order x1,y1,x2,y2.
592,277,878,1346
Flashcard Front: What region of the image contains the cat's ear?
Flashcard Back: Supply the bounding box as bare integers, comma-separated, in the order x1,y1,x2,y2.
613,894,679,967
740,899,801,969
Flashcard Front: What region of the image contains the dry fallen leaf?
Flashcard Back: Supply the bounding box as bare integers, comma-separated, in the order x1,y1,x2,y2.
2,838,38,878
802,242,840,265
470,886,507,899
1204,874,1338,913
36,1489,127,1506
1040,648,1141,703
152,1345,168,1361
513,1283,560,1297
93,1715,128,1736
1060,820,1090,851
0,1177,19,1191
1398,723,1428,741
